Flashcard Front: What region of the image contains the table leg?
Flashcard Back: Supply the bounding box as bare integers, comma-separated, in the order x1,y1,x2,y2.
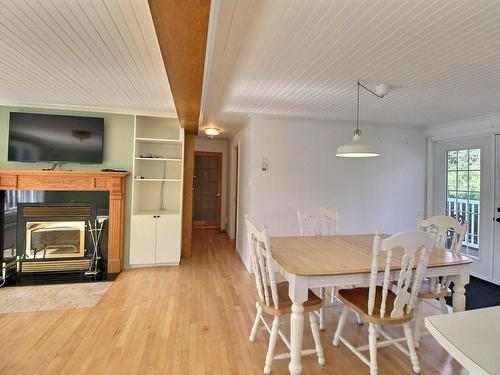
288,274,308,375
290,302,304,374
451,268,470,312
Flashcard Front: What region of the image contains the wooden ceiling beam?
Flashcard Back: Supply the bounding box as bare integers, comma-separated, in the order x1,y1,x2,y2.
148,0,210,134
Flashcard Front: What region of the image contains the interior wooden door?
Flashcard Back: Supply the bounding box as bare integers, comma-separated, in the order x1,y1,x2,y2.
193,152,222,229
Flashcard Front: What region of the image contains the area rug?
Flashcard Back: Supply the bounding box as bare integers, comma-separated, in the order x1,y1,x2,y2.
447,276,500,310
0,282,112,313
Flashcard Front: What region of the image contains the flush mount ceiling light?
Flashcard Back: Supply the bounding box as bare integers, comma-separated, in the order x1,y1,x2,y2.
336,80,388,158
204,127,220,138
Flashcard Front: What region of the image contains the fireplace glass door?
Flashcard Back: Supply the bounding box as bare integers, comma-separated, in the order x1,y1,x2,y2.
25,221,86,259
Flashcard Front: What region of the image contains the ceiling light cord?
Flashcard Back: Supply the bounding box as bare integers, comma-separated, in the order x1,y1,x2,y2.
355,79,385,135
356,80,360,133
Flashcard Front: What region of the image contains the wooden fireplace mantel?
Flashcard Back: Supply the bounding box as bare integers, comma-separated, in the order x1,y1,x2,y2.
0,169,129,274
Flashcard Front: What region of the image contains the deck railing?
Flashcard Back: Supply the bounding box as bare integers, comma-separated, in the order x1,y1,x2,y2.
446,197,480,249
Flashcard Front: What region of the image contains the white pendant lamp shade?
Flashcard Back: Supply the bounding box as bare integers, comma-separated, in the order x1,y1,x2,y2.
336,80,387,158
336,130,379,158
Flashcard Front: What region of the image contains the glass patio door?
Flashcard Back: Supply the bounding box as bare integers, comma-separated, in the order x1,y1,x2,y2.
435,136,494,282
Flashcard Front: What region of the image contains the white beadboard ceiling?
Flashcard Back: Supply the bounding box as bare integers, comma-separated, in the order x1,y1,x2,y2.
202,0,500,134
0,0,175,115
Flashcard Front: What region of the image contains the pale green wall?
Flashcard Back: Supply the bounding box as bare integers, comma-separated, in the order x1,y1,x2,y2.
0,106,134,268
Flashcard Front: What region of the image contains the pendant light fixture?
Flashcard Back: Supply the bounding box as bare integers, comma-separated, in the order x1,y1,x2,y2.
336,80,388,158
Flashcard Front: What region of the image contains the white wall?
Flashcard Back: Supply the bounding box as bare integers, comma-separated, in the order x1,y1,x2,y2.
228,121,255,268
230,116,427,271
194,136,230,230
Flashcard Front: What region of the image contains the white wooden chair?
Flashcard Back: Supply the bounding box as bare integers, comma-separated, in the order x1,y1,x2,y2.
413,215,468,347
297,207,340,237
246,215,325,374
297,207,362,329
333,231,435,375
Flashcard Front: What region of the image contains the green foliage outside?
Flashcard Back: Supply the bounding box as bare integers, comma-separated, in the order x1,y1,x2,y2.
447,149,480,201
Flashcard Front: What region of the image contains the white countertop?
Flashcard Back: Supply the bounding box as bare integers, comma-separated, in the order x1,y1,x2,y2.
425,306,500,375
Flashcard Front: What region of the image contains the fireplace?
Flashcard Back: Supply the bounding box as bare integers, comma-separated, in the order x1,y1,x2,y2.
17,203,98,273
0,170,128,277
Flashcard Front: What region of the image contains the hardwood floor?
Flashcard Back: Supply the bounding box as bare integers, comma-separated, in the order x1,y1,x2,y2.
0,230,467,374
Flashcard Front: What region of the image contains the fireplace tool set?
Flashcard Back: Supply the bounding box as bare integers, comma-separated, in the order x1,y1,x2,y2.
85,217,107,277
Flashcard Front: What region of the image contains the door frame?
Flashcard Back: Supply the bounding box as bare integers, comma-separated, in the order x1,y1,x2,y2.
493,135,500,284
193,151,223,230
233,144,239,249
434,135,495,282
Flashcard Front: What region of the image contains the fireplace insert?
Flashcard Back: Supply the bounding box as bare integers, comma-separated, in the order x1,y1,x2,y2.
25,221,86,259
17,203,97,273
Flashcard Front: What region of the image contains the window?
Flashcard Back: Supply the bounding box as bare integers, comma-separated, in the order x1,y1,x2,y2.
446,148,480,258
4,190,43,213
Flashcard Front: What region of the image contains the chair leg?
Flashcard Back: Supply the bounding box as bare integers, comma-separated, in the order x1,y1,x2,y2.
309,312,326,365
439,297,449,314
355,311,363,325
264,317,280,375
249,302,262,342
403,322,421,374
368,323,378,375
413,299,423,349
319,287,326,330
332,305,349,346
331,286,337,304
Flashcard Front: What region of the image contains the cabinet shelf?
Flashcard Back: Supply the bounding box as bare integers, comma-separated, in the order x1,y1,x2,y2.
135,137,181,144
134,178,182,182
134,209,180,216
135,157,182,161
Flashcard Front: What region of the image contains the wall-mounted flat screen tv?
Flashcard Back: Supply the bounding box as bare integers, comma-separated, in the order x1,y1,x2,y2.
8,112,104,164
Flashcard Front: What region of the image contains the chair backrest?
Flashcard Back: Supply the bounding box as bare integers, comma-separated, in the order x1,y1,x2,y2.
245,215,279,309
417,215,468,253
297,207,339,236
368,231,435,319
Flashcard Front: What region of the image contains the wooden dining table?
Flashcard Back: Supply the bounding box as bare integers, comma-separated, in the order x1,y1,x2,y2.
271,234,473,375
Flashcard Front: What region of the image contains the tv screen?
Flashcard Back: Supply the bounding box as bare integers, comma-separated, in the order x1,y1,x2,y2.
8,112,104,164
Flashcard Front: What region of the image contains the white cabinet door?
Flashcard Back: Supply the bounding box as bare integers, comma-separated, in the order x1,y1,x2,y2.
155,215,181,264
129,215,157,265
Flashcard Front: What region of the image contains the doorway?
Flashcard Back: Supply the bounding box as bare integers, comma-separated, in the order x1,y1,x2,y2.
193,152,222,229
435,136,495,282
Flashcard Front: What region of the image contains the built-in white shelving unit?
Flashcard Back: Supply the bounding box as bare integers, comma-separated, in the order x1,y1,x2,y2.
129,115,184,267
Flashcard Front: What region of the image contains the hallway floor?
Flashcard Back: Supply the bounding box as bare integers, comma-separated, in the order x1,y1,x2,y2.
0,230,466,374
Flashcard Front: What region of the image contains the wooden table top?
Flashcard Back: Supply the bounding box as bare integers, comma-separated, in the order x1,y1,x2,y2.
271,234,473,276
